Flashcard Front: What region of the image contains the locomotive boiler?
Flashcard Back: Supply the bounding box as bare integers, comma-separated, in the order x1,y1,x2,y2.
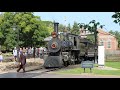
43,22,96,68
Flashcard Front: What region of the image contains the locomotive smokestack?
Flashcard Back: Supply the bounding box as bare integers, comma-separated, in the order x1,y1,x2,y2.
54,22,59,33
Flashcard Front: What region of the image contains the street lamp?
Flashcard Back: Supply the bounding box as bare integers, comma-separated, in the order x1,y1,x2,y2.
88,20,105,64
78,23,85,28
13,23,19,62
78,21,105,64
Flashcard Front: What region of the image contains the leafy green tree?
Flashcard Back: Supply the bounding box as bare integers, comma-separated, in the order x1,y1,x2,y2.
0,12,15,50
42,21,54,34
109,30,120,48
71,21,79,35
87,35,95,43
0,12,50,51
112,12,120,25
67,23,71,32
112,12,120,48
58,24,66,32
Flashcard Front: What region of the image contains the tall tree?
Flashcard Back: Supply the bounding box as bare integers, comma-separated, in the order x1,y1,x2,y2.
67,23,71,32
112,12,120,48
42,21,53,34
0,12,50,51
58,24,66,32
0,12,16,50
109,30,120,48
71,21,79,35
112,12,120,25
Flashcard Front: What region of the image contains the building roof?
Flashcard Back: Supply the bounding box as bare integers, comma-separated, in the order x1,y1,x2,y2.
97,28,116,38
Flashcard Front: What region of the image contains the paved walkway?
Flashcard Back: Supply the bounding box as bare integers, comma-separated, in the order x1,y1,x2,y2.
95,66,119,70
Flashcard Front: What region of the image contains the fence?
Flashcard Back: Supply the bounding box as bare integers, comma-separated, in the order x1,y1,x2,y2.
105,50,120,61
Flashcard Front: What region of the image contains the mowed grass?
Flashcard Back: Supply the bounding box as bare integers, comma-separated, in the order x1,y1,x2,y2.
105,61,120,69
56,61,120,76
57,68,120,75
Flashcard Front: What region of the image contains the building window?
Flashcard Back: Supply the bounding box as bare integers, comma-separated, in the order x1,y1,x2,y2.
99,39,104,46
107,39,111,48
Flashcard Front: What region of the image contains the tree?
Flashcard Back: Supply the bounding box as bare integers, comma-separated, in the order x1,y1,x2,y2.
112,12,120,25
87,34,95,43
0,12,50,51
78,20,104,63
42,21,54,34
109,30,114,34
13,12,49,47
0,12,16,50
112,12,120,48
58,24,66,32
67,23,71,31
109,30,120,48
71,21,79,35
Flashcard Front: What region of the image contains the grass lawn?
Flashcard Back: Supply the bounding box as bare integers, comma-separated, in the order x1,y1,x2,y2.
57,68,120,76
105,61,120,69
56,61,120,76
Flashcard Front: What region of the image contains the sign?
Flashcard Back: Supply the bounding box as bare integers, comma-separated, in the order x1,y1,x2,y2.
81,61,94,68
81,61,94,73
98,46,105,66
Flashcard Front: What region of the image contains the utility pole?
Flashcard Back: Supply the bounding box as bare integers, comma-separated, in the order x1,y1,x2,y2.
13,24,20,62
94,25,98,63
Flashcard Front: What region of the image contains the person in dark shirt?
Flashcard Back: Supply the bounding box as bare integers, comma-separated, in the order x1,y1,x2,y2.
17,50,26,73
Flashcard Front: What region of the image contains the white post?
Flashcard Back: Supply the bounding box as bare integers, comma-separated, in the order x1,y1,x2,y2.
98,46,105,67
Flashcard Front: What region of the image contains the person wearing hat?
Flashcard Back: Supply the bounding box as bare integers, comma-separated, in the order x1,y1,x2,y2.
0,52,3,63
17,48,26,73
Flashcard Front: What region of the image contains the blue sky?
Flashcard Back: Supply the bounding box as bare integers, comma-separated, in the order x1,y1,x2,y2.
34,12,120,32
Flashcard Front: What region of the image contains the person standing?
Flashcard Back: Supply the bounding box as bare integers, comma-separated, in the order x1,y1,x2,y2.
0,52,3,63
13,47,17,62
17,49,26,73
40,47,43,59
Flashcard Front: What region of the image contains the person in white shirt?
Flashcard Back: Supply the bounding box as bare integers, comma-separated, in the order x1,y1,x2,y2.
39,47,44,59
13,47,17,61
0,52,3,63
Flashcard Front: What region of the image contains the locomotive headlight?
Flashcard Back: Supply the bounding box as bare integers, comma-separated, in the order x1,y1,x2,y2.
51,42,58,49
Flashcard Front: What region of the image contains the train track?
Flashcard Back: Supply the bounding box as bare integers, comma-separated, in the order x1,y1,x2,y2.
19,66,62,78
17,64,80,78
25,64,80,73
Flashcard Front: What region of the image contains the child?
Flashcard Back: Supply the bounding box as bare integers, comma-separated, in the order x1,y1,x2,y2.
0,52,3,63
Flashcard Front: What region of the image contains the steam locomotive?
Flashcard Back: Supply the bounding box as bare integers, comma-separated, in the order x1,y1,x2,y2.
43,22,96,68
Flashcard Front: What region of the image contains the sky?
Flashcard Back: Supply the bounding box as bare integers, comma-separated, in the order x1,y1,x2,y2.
34,12,120,32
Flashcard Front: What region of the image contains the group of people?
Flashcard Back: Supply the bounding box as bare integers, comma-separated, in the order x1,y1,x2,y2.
13,47,46,59
12,46,47,73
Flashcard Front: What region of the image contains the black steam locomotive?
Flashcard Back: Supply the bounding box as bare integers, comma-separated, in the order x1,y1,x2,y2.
43,22,96,68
